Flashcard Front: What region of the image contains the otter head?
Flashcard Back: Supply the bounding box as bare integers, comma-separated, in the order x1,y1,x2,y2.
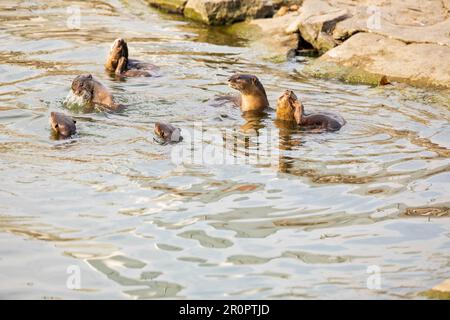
71,74,95,102
228,74,264,95
228,74,268,112
276,90,304,124
154,122,182,144
50,112,76,137
106,38,129,71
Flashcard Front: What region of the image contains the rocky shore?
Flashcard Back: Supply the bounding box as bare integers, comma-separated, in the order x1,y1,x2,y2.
147,0,450,89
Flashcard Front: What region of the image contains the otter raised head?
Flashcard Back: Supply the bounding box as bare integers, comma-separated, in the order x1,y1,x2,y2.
105,38,128,72
50,112,76,137
106,38,154,77
276,90,345,132
228,74,269,113
154,122,182,144
70,74,123,112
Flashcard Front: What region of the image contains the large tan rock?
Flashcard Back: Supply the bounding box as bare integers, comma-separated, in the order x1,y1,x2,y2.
290,0,450,52
183,0,274,25
333,0,450,46
146,0,188,13
304,32,450,88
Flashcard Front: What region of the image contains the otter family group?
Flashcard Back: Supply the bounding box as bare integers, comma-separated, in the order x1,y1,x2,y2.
50,38,345,142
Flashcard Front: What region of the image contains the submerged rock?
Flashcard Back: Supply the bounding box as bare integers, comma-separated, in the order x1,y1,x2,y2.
184,0,274,25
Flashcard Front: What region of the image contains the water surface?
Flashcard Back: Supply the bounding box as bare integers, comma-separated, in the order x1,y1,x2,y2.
0,0,449,299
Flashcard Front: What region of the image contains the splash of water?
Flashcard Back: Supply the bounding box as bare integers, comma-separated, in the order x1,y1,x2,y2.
63,90,91,111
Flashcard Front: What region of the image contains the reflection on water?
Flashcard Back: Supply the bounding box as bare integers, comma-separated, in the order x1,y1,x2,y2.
0,0,449,299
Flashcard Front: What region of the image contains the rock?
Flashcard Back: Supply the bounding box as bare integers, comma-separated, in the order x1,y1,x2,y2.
228,11,300,58
432,279,450,293
293,0,350,53
183,0,274,25
292,0,450,51
146,0,188,13
333,0,450,46
421,279,450,299
302,32,450,88
272,0,303,10
274,6,289,17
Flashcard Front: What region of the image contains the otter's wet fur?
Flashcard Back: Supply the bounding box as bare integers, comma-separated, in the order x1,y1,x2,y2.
49,112,76,138
106,38,154,77
69,74,123,112
276,90,345,132
228,74,269,113
154,122,182,144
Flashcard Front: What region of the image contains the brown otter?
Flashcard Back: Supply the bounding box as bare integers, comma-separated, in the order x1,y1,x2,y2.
276,90,345,131
105,38,154,77
228,74,269,113
154,122,183,144
70,74,123,112
50,112,76,137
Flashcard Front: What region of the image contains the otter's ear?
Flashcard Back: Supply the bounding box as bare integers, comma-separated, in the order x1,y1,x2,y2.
87,74,93,79
73,120,76,124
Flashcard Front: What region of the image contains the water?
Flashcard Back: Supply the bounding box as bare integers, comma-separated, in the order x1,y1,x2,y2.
0,0,449,299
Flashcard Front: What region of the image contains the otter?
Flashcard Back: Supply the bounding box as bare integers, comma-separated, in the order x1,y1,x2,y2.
50,112,76,137
105,38,154,77
276,90,345,131
154,122,182,144
228,74,269,113
70,74,123,112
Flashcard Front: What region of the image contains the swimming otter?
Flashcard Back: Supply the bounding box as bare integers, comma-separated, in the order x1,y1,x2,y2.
105,38,154,77
276,90,345,131
228,74,269,113
154,122,182,144
70,74,123,111
50,112,76,137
